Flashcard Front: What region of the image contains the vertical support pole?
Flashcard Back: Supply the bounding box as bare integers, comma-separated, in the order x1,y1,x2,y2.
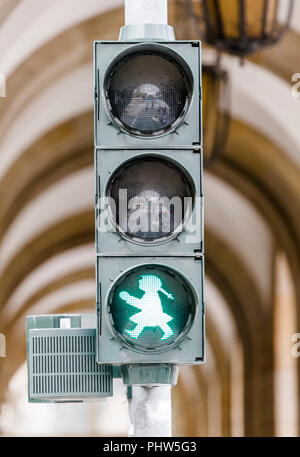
125,0,168,25
128,385,172,437
123,0,174,439
121,0,174,41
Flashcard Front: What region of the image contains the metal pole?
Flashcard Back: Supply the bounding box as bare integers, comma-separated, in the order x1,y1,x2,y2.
123,0,174,438
125,0,168,25
121,0,174,41
128,385,172,437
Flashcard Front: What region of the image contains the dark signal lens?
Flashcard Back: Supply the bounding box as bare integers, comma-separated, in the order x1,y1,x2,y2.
106,50,191,136
107,156,194,243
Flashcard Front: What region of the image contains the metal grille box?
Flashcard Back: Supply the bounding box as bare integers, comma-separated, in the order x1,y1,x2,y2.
26,315,113,402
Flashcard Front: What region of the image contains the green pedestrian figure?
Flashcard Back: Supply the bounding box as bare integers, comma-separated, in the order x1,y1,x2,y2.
119,275,174,340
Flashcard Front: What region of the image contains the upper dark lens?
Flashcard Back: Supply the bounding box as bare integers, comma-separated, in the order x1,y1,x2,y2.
106,51,190,135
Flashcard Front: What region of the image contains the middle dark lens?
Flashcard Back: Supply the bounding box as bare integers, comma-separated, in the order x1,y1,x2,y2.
107,157,194,242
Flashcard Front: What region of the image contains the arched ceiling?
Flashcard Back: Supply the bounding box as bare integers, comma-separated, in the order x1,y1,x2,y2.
0,0,299,437
0,0,123,76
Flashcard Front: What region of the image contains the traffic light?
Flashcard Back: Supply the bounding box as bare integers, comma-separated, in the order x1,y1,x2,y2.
94,36,205,366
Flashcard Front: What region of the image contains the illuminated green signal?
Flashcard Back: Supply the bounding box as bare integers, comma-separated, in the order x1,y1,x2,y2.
119,274,175,341
108,265,196,352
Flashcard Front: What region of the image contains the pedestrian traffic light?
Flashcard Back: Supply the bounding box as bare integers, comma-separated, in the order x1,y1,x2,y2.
94,32,205,366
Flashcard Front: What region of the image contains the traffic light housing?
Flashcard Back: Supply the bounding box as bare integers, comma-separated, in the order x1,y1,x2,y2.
94,42,202,148
95,38,205,366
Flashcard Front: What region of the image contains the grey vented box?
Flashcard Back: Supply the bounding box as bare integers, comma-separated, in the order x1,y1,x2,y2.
26,314,113,403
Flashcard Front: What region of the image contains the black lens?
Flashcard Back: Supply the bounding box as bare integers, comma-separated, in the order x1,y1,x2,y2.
107,156,194,242
106,50,191,135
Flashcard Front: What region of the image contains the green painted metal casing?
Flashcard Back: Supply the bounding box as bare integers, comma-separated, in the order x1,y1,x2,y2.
95,148,204,255
26,314,113,402
94,41,202,149
94,38,205,367
96,257,204,364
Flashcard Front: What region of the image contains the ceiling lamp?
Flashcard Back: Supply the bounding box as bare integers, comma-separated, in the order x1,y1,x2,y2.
187,0,294,57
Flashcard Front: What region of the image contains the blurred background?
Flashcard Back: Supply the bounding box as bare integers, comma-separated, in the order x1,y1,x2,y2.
0,0,299,437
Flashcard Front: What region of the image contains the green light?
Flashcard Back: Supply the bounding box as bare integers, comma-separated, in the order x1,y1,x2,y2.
119,275,175,341
108,265,195,352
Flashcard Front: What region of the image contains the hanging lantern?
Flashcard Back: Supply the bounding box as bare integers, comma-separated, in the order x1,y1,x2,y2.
187,0,294,57
202,65,231,167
